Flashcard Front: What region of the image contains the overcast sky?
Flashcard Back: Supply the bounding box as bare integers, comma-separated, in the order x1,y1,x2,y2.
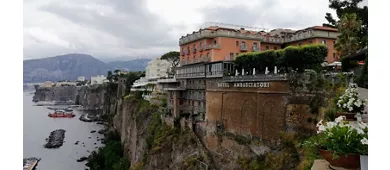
23,0,368,62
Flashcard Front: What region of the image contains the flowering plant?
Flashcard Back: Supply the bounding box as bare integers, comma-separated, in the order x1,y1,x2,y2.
336,83,366,113
304,116,368,157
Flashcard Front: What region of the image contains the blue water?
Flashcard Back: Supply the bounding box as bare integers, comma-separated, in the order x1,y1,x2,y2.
23,91,104,170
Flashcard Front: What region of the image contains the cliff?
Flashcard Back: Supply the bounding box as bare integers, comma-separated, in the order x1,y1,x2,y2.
33,82,316,170
110,98,214,170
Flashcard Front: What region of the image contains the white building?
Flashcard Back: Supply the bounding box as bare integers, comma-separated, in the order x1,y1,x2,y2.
78,76,85,81
130,57,171,101
90,75,107,85
145,57,171,79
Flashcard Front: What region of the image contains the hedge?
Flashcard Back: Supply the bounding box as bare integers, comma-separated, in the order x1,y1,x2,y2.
234,44,328,73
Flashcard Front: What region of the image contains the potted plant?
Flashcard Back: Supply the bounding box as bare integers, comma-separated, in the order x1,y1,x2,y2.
304,116,368,169
336,83,367,120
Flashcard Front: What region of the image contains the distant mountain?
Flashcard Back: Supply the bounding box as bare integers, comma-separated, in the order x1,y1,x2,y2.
23,54,151,83
108,59,150,71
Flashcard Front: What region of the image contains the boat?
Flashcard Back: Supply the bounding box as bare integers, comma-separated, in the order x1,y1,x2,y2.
23,157,40,170
48,110,75,118
65,107,73,112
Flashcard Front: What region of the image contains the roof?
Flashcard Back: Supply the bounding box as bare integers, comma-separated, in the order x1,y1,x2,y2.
310,26,338,32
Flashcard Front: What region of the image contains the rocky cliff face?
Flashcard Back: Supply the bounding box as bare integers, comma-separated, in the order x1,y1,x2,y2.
33,86,79,102
33,84,107,111
111,99,214,170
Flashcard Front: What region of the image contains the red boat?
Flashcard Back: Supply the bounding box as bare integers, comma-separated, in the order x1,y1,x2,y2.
48,110,75,118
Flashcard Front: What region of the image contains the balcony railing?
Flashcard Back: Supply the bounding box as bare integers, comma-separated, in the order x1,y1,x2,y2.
176,72,206,79
222,74,288,82
204,44,221,50
252,46,260,52
179,29,340,45
157,78,178,83
206,71,224,78
240,45,248,51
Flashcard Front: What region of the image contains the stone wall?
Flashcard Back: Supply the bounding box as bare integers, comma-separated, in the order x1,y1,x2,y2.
205,79,289,141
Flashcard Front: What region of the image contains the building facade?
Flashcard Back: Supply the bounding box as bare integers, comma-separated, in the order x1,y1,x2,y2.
90,75,107,85
78,76,85,82
131,57,172,101
145,57,171,79
163,23,340,139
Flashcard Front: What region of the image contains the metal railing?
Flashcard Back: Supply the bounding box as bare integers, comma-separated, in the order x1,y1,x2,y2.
223,74,288,82
179,29,340,45
206,71,224,78
240,45,248,51
252,46,260,51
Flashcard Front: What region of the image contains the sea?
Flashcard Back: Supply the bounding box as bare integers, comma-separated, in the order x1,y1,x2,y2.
23,91,104,170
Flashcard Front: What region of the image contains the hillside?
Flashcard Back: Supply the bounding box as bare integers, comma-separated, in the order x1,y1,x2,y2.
23,54,151,83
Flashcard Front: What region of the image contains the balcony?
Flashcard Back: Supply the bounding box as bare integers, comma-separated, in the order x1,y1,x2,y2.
204,44,221,50
252,46,260,52
193,48,197,54
222,74,288,82
199,45,204,51
206,71,224,78
179,29,340,46
240,45,248,51
157,78,178,83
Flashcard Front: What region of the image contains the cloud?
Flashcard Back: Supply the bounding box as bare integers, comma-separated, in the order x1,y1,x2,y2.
23,0,368,61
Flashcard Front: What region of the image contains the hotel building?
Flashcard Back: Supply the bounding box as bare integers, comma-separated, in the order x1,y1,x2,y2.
163,23,340,139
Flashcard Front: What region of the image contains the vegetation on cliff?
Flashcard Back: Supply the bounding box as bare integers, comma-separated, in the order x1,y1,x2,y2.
86,131,130,170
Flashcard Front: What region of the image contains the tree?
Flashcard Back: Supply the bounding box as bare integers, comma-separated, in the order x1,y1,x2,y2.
107,71,113,82
161,51,180,77
324,0,368,48
334,13,362,58
124,72,143,95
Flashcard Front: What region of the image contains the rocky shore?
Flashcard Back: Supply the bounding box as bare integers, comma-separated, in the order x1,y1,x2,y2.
44,129,66,148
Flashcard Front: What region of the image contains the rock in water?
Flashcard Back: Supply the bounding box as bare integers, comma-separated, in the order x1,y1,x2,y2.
90,130,96,133
44,129,66,149
77,156,88,162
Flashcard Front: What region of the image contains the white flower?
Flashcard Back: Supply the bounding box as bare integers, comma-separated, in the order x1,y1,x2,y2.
326,122,337,129
316,120,323,127
335,116,345,123
317,125,326,134
361,138,368,145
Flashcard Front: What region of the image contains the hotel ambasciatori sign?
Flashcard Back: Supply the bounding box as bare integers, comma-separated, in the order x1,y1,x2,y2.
217,82,270,88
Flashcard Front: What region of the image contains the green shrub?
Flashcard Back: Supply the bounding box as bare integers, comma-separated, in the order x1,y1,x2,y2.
235,44,327,73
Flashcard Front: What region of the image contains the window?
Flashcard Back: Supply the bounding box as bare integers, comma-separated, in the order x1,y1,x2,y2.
266,46,269,50
298,43,302,46
333,53,336,59
236,41,239,46
200,54,203,61
308,40,313,44
213,39,217,45
236,53,239,56
206,52,209,60
200,42,203,48
253,42,258,47
322,40,326,45
274,47,277,50
193,55,196,61
229,53,234,60
241,41,246,47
